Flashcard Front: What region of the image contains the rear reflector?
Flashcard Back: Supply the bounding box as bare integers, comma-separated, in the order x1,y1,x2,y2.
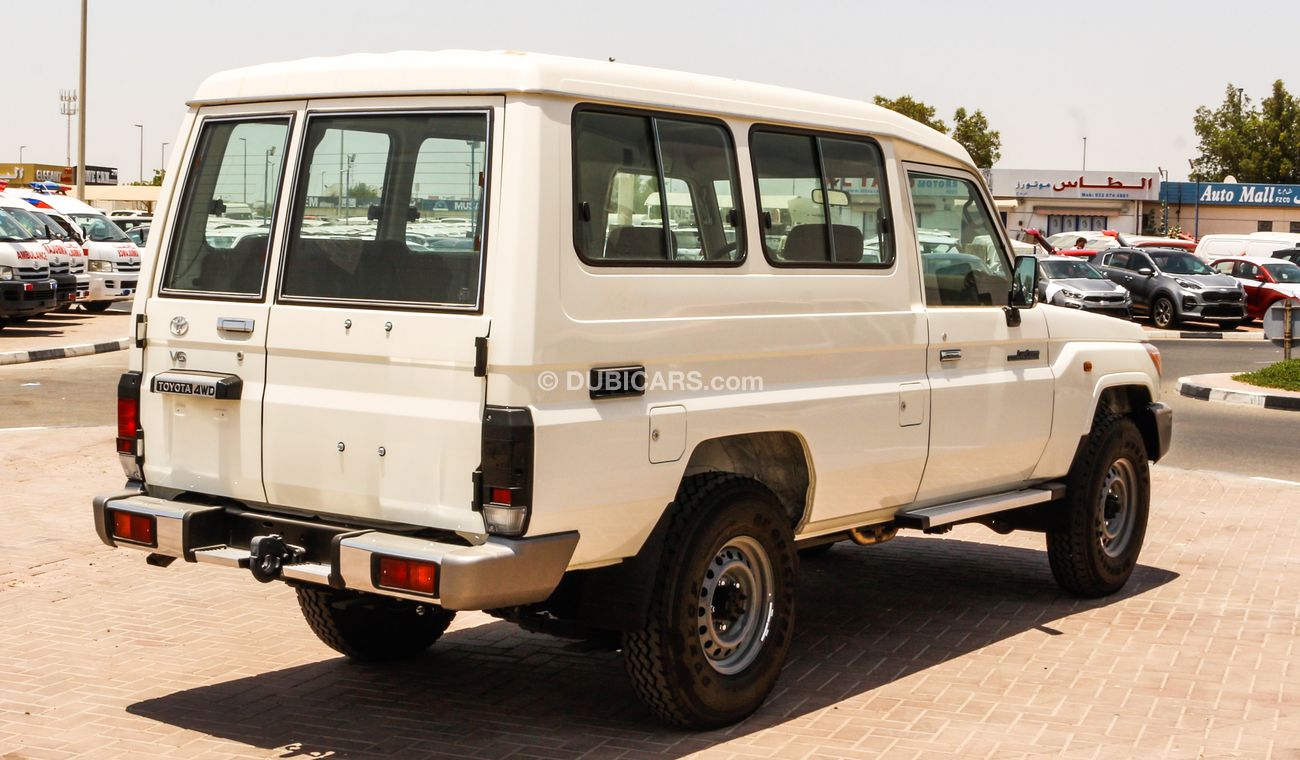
489,487,513,506
377,556,438,595
109,510,155,545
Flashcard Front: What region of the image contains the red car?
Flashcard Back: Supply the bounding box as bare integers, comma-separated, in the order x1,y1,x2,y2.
1021,228,1101,258
1211,256,1300,321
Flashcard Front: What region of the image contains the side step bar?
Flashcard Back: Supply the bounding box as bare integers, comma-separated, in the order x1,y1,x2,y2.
895,482,1065,530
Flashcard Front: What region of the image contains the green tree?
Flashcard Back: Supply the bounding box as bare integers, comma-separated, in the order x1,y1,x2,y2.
1191,81,1300,183
873,95,948,133
129,169,165,187
951,107,1002,168
348,182,380,204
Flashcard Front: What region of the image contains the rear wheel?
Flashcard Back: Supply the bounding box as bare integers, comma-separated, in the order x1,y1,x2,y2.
623,474,796,729
1150,296,1178,329
82,301,112,313
296,586,455,661
1047,414,1150,597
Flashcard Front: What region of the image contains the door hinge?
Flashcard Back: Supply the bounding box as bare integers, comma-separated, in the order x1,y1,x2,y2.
474,336,488,377
134,313,147,348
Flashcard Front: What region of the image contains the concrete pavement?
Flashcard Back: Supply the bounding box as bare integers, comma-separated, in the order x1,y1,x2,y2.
0,309,131,366
2,426,1298,759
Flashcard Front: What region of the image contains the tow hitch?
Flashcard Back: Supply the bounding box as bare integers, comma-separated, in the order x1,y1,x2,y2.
248,534,306,583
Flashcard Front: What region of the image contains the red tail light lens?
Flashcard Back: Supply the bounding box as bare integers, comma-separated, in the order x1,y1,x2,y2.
377,556,438,595
109,509,155,545
117,397,139,450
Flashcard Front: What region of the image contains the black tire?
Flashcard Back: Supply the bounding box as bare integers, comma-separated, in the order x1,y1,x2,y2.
1047,414,1150,598
82,301,112,313
1150,295,1178,329
623,474,797,729
295,586,455,661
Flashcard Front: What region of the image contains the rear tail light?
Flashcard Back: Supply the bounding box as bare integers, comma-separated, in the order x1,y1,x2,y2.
376,556,438,595
478,406,534,537
117,371,144,480
108,509,155,545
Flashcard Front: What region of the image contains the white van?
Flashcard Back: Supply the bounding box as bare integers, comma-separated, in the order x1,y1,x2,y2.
15,189,141,311
94,50,1171,728
1194,232,1300,262
0,194,81,310
0,204,57,327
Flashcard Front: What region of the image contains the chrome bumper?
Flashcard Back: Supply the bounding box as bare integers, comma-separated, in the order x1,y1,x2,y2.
92,491,578,610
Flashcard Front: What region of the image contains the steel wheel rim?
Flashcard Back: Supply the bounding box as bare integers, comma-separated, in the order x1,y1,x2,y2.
1098,457,1138,558
1154,300,1172,327
696,535,774,675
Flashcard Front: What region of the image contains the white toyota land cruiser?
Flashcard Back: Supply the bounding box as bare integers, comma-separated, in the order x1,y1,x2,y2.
94,50,1171,729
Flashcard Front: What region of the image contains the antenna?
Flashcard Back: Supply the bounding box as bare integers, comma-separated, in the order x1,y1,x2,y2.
59,90,79,167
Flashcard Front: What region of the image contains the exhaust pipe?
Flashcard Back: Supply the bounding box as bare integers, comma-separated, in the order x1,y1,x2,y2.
848,523,897,546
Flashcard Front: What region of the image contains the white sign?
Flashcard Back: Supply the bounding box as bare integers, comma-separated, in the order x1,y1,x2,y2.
988,170,1160,201
1263,300,1300,346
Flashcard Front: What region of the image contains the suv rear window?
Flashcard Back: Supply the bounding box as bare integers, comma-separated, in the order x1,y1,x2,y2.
161,117,291,296
278,111,488,308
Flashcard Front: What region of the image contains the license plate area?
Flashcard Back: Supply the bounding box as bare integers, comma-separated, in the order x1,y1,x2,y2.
151,371,243,400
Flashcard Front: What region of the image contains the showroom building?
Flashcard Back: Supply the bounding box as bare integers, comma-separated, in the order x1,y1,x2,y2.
985,169,1161,239
1160,181,1300,237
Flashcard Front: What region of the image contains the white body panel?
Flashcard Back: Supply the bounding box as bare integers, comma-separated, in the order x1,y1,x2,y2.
127,51,1162,573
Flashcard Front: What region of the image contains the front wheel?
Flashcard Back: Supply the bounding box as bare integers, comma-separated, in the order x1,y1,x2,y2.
1150,296,1178,329
1047,414,1150,597
296,587,455,661
623,474,796,729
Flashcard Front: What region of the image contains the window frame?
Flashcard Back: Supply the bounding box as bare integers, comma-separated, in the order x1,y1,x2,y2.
748,123,896,270
158,113,296,302
570,103,747,269
273,107,494,313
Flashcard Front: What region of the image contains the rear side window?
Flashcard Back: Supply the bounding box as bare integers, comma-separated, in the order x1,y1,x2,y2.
573,108,743,265
751,129,893,267
161,118,291,296
279,111,488,308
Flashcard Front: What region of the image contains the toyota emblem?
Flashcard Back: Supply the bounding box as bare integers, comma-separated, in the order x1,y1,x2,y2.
169,316,189,336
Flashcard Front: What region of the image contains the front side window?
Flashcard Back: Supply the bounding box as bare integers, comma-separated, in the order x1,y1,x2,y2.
0,209,35,242
1151,252,1212,275
907,172,1010,306
279,112,488,308
573,109,743,265
751,130,893,266
161,118,291,296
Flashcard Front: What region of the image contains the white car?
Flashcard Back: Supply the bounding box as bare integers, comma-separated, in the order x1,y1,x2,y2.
93,50,1170,730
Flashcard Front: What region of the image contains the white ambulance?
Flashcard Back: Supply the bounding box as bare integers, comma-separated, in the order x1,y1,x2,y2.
94,50,1171,728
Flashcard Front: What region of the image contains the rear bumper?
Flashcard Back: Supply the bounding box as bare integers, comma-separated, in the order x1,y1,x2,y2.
92,491,578,610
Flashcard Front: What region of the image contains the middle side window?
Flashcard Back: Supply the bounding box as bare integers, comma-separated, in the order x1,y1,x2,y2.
573,108,744,266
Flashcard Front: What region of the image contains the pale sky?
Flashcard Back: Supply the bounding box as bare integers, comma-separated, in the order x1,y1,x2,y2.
5,0,1296,184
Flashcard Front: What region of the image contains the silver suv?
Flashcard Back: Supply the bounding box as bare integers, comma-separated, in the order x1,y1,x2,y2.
1093,247,1244,329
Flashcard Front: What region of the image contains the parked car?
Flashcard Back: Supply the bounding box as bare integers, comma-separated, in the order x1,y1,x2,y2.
1093,247,1245,329
92,49,1172,730
0,205,58,327
125,224,150,247
1193,232,1300,262
1023,228,1103,258
1114,233,1198,252
0,194,80,311
1210,256,1300,321
1272,246,1300,266
1046,229,1121,252
109,215,153,233
1036,256,1131,318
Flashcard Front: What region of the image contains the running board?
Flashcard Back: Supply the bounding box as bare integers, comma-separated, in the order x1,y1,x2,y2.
894,482,1065,530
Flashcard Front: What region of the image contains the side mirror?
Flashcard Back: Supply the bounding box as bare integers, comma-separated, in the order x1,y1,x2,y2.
1011,255,1039,309
1137,267,1154,276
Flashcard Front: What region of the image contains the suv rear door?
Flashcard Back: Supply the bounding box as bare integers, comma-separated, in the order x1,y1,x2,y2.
140,106,299,502
260,99,500,533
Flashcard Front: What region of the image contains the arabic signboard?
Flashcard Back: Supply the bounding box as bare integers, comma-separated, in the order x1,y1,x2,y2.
988,170,1160,201
1161,181,1300,207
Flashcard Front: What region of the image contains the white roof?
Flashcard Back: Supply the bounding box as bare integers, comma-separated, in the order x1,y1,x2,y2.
192,50,969,165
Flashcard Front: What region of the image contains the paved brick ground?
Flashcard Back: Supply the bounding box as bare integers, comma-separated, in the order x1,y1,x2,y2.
2,427,1299,759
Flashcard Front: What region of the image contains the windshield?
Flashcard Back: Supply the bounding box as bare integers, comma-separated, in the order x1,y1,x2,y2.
3,205,50,239
1263,263,1300,283
72,213,131,243
1151,251,1213,275
1040,259,1105,279
0,208,36,241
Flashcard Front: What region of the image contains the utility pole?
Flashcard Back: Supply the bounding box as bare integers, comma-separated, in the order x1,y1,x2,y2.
1082,137,1087,172
239,137,247,203
160,141,168,181
18,145,25,164
76,0,87,201
134,124,143,183
59,90,78,167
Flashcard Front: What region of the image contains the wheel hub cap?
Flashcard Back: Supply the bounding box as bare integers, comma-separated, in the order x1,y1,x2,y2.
1098,457,1138,558
697,536,774,675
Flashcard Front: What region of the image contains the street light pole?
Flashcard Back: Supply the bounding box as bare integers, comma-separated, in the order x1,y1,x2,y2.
160,142,168,180
133,124,143,183
1082,137,1087,172
239,137,247,203
18,145,25,164
76,0,87,201
263,146,276,223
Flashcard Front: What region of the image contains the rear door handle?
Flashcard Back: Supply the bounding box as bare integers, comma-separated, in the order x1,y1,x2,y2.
217,317,255,334
939,348,962,362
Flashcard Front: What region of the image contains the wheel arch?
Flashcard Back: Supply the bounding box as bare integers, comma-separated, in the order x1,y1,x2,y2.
1087,381,1166,463
680,431,813,531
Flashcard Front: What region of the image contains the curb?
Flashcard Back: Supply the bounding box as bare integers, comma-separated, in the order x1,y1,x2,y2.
1144,330,1265,341
1177,376,1300,412
0,337,131,367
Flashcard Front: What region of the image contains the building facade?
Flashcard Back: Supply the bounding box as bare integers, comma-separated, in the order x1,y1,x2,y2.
0,163,119,187
986,169,1161,239
1161,181,1300,237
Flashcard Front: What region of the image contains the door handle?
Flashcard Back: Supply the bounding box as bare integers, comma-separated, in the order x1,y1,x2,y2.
939,348,962,362
217,317,255,334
